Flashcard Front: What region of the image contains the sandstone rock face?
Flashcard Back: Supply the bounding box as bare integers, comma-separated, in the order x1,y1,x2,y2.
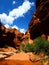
0,22,24,48
21,31,33,44
29,0,49,39
21,31,30,44
36,0,47,8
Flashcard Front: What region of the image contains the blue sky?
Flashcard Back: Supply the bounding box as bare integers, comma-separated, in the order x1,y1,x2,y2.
0,0,36,33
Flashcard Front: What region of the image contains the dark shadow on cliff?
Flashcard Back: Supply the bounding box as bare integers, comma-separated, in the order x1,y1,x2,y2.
29,0,49,39
0,22,16,48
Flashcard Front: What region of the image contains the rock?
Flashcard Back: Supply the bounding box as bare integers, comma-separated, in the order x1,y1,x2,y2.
0,54,6,59
21,31,30,44
0,22,24,49
0,46,17,52
28,0,49,40
41,34,47,40
29,53,40,62
21,31,34,44
36,0,47,8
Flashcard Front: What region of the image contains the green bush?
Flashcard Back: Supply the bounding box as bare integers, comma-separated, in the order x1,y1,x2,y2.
21,43,34,52
33,37,45,53
43,40,49,55
33,37,49,55
21,37,49,55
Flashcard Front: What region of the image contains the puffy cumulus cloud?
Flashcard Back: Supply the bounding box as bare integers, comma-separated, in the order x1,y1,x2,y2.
0,13,14,25
0,0,34,25
12,1,16,4
0,0,34,33
9,0,35,18
4,24,10,28
20,28,26,34
0,13,7,24
12,25,19,30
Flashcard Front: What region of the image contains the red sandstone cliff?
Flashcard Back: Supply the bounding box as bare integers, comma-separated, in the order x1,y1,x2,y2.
28,0,49,40
0,22,24,48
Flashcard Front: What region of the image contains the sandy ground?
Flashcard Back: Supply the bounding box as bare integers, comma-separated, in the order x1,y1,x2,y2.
0,52,42,65
0,60,42,65
5,52,29,60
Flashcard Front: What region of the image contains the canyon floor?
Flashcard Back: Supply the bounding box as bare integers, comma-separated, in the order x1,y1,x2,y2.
0,52,42,65
0,60,41,65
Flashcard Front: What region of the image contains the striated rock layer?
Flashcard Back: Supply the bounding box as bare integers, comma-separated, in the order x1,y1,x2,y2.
29,0,49,39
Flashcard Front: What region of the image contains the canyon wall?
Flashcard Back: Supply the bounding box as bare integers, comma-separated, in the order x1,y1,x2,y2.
29,0,49,39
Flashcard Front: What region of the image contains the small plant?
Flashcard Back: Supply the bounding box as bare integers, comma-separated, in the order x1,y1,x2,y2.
20,36,49,55
33,36,49,55
21,43,34,52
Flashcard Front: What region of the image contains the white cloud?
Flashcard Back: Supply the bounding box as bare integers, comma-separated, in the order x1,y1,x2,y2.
4,24,26,33
20,28,26,33
0,13,7,24
12,25,19,30
31,2,35,6
9,0,34,19
11,25,26,33
4,24,10,28
0,0,34,25
12,1,16,4
0,0,34,33
0,13,14,25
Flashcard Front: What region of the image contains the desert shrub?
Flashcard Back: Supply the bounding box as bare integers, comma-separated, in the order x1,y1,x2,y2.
43,40,49,55
21,43,34,52
21,37,49,55
33,37,49,55
33,37,45,53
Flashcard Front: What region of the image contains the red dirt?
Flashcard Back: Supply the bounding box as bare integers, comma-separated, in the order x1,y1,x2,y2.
0,52,42,65
5,52,29,60
0,60,42,65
